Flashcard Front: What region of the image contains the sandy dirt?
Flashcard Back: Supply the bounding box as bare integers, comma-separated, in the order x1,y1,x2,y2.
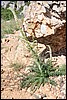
1,31,66,99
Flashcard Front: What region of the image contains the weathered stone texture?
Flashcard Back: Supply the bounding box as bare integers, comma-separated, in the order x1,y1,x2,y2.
22,1,66,54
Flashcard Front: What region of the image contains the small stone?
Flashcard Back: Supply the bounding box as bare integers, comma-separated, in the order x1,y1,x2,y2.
2,79,5,82
27,87,31,93
41,24,47,34
5,87,13,91
47,1,52,5
37,1,43,5
61,96,65,99
1,38,6,43
36,3,42,11
43,97,47,99
38,14,43,21
42,1,50,8
61,90,66,95
16,77,20,80
27,23,35,29
42,19,46,25
1,69,5,74
41,6,46,13
25,67,30,73
53,5,59,11
9,82,15,86
1,87,4,91
26,32,31,37
14,72,18,75
10,97,14,99
38,94,42,98
27,29,32,35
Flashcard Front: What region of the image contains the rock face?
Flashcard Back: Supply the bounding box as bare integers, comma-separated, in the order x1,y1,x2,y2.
22,1,66,54
1,1,25,9
37,23,66,53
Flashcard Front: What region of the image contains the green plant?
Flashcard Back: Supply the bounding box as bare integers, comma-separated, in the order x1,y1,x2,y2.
1,19,14,38
7,7,22,29
1,6,23,38
8,8,66,92
19,31,66,92
1,18,22,38
1,7,14,21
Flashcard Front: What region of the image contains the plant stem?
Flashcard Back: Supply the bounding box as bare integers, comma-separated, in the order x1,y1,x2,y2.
46,45,52,61
8,7,43,75
7,7,18,22
20,29,43,74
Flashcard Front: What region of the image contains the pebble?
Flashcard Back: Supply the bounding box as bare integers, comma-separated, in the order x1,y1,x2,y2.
43,97,47,99
42,1,50,8
53,5,59,12
47,1,52,5
41,6,46,13
38,14,43,21
41,24,47,34
37,1,43,5
1,87,4,91
14,72,18,75
1,69,5,74
9,82,15,86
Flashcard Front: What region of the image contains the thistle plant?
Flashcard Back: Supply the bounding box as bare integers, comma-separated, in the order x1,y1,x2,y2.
9,8,66,92
19,31,66,92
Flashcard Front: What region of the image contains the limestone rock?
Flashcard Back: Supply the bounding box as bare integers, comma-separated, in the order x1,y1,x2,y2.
22,1,66,54
22,1,66,36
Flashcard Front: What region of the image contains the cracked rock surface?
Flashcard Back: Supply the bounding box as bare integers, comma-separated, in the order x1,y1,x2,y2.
22,1,66,54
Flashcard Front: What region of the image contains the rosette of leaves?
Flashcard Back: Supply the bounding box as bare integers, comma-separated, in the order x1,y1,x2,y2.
20,42,66,92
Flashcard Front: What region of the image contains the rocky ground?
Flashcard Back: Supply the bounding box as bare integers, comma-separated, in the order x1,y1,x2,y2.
1,31,66,99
